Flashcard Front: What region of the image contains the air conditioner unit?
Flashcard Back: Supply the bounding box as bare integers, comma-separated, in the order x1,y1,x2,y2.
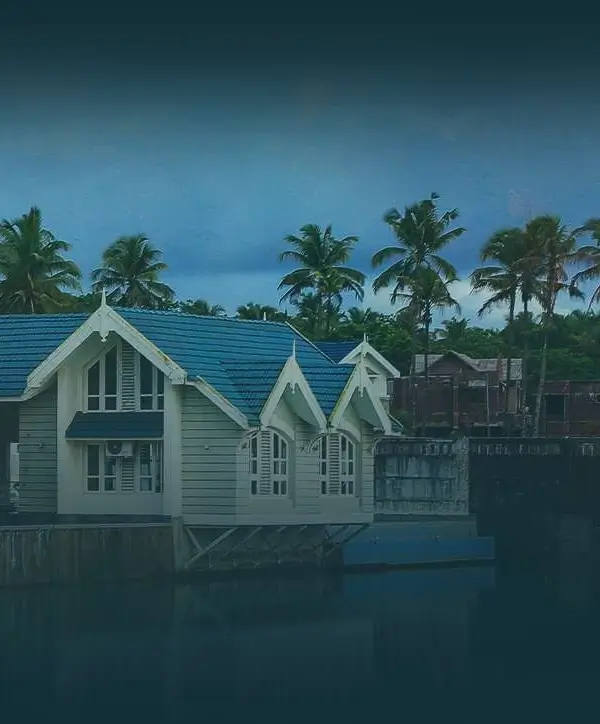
106,441,134,457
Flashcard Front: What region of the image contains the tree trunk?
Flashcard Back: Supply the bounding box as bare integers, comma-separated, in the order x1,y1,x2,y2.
504,293,515,416
409,316,418,434
423,314,431,431
533,316,550,436
521,297,530,433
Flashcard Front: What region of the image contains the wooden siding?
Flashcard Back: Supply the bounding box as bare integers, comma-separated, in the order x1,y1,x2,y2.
121,342,136,411
181,386,242,520
293,422,320,515
361,424,375,514
18,384,58,513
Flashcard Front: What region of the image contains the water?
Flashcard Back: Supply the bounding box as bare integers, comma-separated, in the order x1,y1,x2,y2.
1,566,599,722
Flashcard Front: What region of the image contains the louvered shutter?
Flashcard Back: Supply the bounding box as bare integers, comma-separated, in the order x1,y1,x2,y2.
259,429,272,495
327,433,341,494
121,342,136,410
121,457,135,491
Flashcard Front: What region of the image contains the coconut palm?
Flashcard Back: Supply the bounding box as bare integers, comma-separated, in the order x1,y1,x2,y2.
290,292,322,338
0,206,82,314
527,216,584,435
470,227,542,415
236,302,286,321
398,268,461,385
372,193,464,425
179,299,226,317
278,224,365,337
91,234,174,309
571,217,600,310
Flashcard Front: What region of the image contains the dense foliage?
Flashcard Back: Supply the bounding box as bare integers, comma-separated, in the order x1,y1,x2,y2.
2,200,600,430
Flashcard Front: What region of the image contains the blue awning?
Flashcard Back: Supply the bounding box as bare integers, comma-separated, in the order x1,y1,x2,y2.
65,412,164,440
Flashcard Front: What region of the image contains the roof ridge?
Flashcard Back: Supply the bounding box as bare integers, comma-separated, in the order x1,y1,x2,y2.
115,307,291,327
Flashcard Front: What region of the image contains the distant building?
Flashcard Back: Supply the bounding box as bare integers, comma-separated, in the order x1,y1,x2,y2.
392,350,523,436
541,380,600,437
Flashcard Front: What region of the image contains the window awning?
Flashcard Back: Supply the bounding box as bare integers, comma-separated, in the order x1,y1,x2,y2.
65,412,164,440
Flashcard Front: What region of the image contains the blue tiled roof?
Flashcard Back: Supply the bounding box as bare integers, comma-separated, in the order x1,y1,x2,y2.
302,364,355,414
220,359,286,421
65,412,164,439
117,309,349,420
314,340,360,363
0,309,354,421
0,313,88,396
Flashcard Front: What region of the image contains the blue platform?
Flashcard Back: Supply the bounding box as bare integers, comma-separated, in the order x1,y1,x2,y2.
342,517,495,568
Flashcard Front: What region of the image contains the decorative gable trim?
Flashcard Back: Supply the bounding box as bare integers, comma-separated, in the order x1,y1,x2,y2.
339,339,401,379
23,301,250,430
25,303,187,398
260,356,327,432
329,359,392,434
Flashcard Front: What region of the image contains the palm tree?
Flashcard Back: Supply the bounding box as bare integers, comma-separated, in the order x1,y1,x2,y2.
527,216,584,435
571,218,600,310
91,234,174,309
398,268,461,385
179,298,226,317
470,228,540,415
278,224,365,337
290,292,321,338
372,193,464,426
436,317,469,347
236,302,286,321
0,206,82,314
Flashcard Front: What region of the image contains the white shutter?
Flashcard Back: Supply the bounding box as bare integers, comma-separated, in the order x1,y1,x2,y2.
259,429,272,495
328,433,341,494
121,343,136,410
121,457,135,492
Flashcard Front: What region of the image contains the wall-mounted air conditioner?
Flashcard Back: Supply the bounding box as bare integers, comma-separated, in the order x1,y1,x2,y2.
106,441,134,457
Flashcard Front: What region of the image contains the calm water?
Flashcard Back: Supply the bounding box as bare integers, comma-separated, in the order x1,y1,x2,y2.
1,566,599,722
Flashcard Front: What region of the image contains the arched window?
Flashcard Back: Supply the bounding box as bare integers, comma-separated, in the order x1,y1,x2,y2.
319,433,356,496
248,430,289,497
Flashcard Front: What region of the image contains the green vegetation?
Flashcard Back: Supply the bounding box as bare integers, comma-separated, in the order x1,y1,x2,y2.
2,198,600,425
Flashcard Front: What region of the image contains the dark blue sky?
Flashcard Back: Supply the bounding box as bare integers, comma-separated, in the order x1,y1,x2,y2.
1,22,599,325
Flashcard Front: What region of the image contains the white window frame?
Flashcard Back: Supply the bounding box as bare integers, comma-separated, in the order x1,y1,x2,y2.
339,433,356,496
136,352,165,411
271,432,288,496
136,441,163,493
319,435,328,495
85,443,121,493
247,430,289,497
319,433,357,497
84,343,121,412
249,434,259,496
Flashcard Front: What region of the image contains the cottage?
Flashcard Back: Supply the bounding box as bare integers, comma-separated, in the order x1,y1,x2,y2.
0,297,391,536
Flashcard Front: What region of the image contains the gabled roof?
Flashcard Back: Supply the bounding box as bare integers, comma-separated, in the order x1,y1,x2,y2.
116,310,350,422
414,352,523,381
315,338,401,379
0,313,88,396
0,309,353,424
314,340,360,363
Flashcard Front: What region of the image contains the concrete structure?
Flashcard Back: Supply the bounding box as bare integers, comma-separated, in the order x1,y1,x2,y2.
0,297,392,573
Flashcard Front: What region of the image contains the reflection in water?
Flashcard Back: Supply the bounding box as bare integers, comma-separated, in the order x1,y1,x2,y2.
1,566,599,721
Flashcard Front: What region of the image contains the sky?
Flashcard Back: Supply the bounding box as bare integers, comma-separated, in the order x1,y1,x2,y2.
1,21,599,328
